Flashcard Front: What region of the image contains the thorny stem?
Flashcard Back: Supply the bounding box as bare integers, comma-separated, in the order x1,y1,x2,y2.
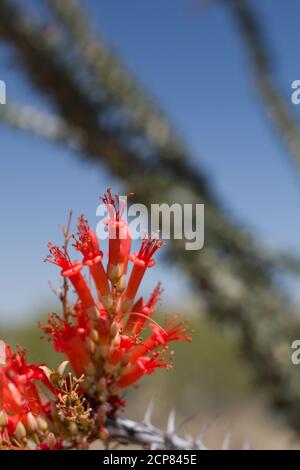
105,416,207,450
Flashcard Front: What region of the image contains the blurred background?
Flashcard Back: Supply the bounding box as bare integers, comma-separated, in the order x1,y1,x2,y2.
1,0,300,449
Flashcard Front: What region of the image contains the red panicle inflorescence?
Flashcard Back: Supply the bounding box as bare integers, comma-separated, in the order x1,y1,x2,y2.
0,188,192,450
41,189,191,428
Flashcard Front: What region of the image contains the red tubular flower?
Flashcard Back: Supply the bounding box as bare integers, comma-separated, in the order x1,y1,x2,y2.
115,354,170,389
46,243,95,312
73,216,112,309
106,336,137,371
123,297,144,335
40,314,91,377
124,282,163,336
101,188,131,282
121,237,164,312
74,215,101,262
119,228,131,275
0,343,54,449
129,317,192,363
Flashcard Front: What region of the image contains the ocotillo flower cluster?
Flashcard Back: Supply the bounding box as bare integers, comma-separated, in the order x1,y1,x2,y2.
0,189,191,449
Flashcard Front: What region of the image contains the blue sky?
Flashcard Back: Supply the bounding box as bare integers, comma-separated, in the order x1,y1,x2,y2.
1,0,300,324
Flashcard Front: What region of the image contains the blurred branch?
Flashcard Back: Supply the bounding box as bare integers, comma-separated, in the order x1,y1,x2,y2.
0,103,80,146
228,0,300,170
45,0,183,158
0,0,141,178
1,0,300,436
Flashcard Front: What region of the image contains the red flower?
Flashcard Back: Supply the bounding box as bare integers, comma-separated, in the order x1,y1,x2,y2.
73,215,102,263
1,187,193,450
46,244,95,312
124,282,163,335
129,317,192,363
0,343,53,449
101,188,132,282
73,216,111,309
40,314,91,377
106,335,138,372
43,188,191,416
121,236,164,313
115,354,171,389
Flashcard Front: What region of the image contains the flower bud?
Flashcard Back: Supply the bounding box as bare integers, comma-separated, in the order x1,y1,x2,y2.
45,432,56,448
101,294,113,310
117,274,126,292
85,361,97,377
99,345,109,358
85,336,96,354
107,264,122,282
121,296,134,313
69,422,78,436
0,411,8,427
37,416,48,432
90,329,99,343
87,306,100,321
15,422,27,441
110,321,119,338
27,412,38,433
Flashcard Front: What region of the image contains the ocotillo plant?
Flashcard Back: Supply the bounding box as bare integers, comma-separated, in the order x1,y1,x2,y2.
2,0,300,436
0,189,199,451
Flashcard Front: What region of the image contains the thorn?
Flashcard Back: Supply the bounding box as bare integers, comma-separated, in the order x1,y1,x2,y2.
196,412,221,441
222,429,232,450
195,438,207,450
143,401,155,427
167,409,176,435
